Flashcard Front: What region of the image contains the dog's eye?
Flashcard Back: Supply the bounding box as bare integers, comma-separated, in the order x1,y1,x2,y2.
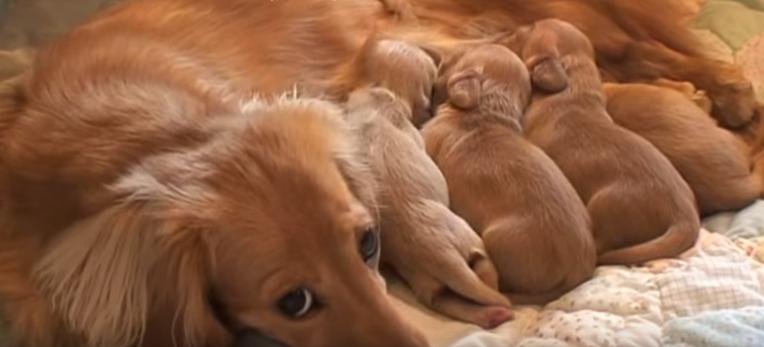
359,227,379,261
277,287,314,319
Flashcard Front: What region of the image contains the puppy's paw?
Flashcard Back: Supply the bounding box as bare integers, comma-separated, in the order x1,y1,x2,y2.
475,306,515,329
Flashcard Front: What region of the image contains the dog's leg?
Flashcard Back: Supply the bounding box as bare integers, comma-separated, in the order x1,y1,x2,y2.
602,41,757,128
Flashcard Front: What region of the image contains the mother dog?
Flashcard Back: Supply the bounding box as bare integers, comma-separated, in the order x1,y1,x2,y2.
0,0,757,346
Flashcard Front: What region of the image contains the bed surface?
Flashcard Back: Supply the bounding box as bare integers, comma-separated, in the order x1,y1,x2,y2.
1,1,764,346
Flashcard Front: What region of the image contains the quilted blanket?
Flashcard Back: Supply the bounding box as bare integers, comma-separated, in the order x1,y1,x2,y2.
1,1,764,347
392,201,764,347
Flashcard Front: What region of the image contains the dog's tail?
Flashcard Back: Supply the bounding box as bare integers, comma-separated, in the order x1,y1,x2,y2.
597,221,700,266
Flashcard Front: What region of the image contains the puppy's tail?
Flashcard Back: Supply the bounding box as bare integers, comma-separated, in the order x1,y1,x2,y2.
597,221,699,266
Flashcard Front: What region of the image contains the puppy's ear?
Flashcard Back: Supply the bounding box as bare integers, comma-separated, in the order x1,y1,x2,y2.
528,56,568,93
447,68,483,110
32,170,222,347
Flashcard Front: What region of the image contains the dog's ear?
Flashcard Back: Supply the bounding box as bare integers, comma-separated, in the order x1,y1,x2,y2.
528,55,568,93
447,68,483,110
32,169,224,347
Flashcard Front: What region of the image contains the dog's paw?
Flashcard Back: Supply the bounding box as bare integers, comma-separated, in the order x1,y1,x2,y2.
474,306,515,329
709,77,757,128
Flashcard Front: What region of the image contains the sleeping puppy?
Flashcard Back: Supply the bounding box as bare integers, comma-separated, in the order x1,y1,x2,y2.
336,36,439,126
345,87,512,328
421,44,596,305
0,77,429,347
505,19,700,266
604,83,764,215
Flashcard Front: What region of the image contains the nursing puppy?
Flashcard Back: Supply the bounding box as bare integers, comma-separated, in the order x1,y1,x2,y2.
346,87,512,328
421,44,596,304
506,19,700,265
604,83,764,215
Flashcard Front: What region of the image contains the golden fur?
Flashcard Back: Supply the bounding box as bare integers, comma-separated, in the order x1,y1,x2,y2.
0,0,761,345
346,87,512,328
507,19,700,265
422,44,596,304
604,83,764,215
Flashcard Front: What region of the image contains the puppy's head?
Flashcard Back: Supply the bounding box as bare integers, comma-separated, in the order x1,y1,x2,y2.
435,44,531,118
33,98,429,347
358,37,439,127
503,19,594,93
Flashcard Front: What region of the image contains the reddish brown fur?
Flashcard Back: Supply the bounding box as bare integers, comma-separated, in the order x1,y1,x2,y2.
0,1,433,346
0,0,759,344
404,0,759,128
604,83,764,215
346,87,512,328
422,44,596,304
509,19,700,265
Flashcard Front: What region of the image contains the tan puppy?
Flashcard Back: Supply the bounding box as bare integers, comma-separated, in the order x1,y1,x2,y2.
346,87,512,328
604,83,764,215
422,44,596,305
505,19,700,266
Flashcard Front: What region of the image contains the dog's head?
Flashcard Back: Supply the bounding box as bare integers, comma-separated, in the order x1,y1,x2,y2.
435,44,531,119
32,98,429,347
502,19,594,93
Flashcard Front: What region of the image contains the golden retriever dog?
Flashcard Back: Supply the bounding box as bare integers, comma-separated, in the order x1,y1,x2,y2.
604,83,764,215
422,44,596,305
505,19,700,266
0,0,759,345
403,0,759,128
0,82,430,347
0,1,436,346
345,87,512,328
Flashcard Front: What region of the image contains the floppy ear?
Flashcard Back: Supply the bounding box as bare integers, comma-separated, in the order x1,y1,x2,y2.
447,68,483,110
32,170,224,347
528,55,568,93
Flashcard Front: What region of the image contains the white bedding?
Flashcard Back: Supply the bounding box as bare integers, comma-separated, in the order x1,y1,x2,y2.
391,201,764,347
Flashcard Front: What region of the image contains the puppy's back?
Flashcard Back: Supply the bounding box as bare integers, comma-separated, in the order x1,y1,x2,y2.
604,83,761,214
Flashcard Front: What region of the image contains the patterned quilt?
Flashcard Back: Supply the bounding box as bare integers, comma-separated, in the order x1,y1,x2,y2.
1,1,764,347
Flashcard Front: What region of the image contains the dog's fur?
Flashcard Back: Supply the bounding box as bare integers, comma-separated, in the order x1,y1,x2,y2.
346,87,512,328
603,83,764,215
0,1,435,346
0,0,759,344
403,0,759,128
507,19,700,265
422,44,596,304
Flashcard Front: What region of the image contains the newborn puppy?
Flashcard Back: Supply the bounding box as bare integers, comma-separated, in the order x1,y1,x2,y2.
421,44,596,304
604,83,764,215
506,19,700,265
346,87,512,328
339,36,439,126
